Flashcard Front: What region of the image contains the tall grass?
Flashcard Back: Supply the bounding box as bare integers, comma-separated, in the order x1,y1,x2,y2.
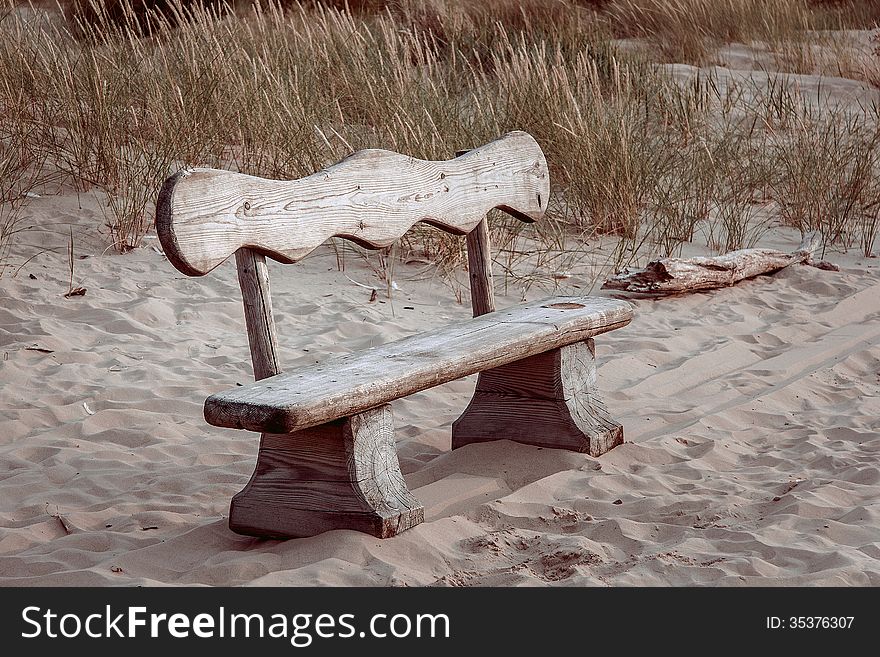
1,0,879,287
0,63,49,275
773,109,880,256
608,0,880,68
610,0,808,64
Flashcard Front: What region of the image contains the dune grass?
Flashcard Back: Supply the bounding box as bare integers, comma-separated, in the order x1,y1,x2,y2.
0,0,879,288
606,0,878,64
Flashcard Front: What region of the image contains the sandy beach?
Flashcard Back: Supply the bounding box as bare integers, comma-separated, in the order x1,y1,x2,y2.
1,0,879,588
1,183,878,586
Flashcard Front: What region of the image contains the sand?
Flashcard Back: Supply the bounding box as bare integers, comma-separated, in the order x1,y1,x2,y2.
1,185,878,587
2,54,880,585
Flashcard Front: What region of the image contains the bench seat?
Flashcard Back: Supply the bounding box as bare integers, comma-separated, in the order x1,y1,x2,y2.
205,295,633,435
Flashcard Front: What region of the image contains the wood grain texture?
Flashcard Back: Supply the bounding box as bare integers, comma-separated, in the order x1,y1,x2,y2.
602,231,824,294
235,248,281,381
452,339,624,456
457,145,496,317
156,131,550,276
204,296,633,434
466,217,496,317
561,339,625,454
229,405,423,539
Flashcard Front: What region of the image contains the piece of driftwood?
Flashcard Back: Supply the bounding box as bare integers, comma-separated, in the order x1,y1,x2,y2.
157,131,632,540
205,296,633,435
602,232,835,294
156,131,549,276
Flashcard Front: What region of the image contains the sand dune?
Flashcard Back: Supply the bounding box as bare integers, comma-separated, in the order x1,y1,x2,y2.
1,184,878,586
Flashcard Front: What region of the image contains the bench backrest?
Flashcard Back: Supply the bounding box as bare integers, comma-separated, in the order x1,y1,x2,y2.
156,130,550,381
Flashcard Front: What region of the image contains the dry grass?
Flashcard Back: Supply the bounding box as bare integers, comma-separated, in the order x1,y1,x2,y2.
773,107,880,257
607,0,879,67
610,0,810,63
1,0,879,288
0,62,50,275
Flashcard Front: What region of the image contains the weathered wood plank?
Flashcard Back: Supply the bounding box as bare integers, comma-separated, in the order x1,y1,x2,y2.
229,404,423,539
466,218,496,317
601,231,829,294
235,248,281,381
205,296,633,435
456,144,496,318
452,339,624,456
156,131,549,276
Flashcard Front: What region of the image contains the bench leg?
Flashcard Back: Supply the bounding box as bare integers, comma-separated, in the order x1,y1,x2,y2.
452,338,623,457
229,404,424,539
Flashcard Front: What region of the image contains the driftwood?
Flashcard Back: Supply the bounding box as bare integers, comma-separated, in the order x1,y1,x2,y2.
602,232,837,294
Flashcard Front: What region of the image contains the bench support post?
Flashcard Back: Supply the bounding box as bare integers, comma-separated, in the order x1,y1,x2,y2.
229,404,424,539
452,338,623,457
236,248,281,381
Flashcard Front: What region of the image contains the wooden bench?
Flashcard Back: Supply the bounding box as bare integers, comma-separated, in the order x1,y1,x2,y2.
156,131,633,539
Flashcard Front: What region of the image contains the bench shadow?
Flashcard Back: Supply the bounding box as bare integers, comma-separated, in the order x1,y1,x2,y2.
404,440,597,522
